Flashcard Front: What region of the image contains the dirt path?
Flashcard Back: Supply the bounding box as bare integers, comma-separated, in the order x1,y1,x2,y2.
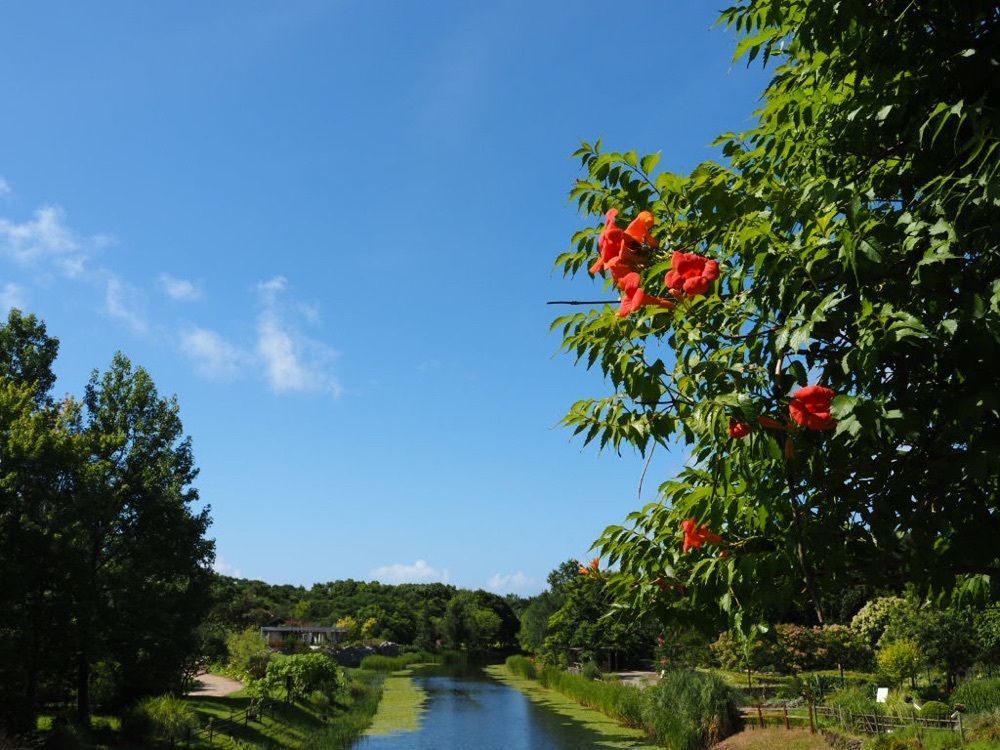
187,672,244,697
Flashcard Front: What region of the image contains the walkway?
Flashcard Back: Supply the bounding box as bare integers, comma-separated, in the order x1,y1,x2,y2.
187,672,244,697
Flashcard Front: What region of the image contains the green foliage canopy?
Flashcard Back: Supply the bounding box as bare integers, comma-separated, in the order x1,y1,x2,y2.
552,0,1000,633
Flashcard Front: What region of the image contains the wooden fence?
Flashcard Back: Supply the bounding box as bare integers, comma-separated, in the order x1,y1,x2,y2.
181,698,278,747
741,704,966,739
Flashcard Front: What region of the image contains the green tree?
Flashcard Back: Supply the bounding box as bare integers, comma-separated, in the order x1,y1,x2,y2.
554,0,1000,636
877,639,924,688
851,597,911,648
69,354,214,720
226,628,271,679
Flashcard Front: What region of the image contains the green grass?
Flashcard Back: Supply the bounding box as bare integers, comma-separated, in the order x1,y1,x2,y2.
180,670,383,749
363,669,428,736
359,651,441,671
488,665,658,749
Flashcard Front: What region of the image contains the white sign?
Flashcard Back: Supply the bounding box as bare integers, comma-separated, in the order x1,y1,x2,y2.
876,687,889,703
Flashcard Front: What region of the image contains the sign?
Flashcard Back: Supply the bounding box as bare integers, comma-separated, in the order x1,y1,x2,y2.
876,687,889,703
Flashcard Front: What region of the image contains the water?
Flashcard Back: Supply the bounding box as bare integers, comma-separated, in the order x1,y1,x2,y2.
353,665,647,750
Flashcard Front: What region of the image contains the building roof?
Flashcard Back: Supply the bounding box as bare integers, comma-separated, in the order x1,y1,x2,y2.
260,625,348,634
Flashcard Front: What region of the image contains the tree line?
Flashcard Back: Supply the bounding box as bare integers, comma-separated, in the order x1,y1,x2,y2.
0,310,214,735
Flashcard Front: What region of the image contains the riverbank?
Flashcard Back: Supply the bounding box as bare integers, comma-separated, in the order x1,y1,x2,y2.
485,664,658,749
362,669,427,737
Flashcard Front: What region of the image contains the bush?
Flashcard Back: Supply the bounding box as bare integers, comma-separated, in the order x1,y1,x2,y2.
226,627,271,679
581,661,602,681
136,695,199,745
642,670,742,750
919,700,952,720
505,655,537,679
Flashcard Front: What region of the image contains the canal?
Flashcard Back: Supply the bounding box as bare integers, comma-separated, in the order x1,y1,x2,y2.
352,664,653,750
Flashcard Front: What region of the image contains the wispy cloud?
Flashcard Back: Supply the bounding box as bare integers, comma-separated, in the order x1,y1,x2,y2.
0,282,26,311
370,560,450,584
255,275,340,396
179,327,247,379
487,571,539,595
160,273,203,301
0,178,11,197
0,204,110,278
104,276,148,334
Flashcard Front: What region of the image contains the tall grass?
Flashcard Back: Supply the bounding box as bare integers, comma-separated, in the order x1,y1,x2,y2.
535,665,644,728
952,678,1000,713
302,670,384,749
505,655,537,679
359,651,440,671
503,661,740,748
642,670,742,750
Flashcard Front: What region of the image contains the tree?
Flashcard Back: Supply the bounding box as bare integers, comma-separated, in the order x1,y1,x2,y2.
68,354,214,720
553,0,1000,636
336,615,359,642
851,597,911,649
975,605,1000,672
877,639,924,689
226,628,271,679
882,604,976,687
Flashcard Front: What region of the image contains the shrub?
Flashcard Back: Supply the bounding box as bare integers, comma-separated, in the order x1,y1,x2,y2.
226,627,271,679
581,661,601,681
852,597,910,648
952,678,1000,713
136,695,199,746
642,670,742,750
505,655,537,679
119,708,154,743
919,700,952,720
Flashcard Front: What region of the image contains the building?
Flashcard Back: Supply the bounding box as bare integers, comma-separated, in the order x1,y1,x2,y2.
260,624,348,649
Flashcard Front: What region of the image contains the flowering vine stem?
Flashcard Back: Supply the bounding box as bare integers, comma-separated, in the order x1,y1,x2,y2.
773,339,826,625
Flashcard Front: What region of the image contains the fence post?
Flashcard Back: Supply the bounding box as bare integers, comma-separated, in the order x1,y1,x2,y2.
784,705,790,730
757,705,765,729
208,718,214,742
808,702,816,734
957,712,965,744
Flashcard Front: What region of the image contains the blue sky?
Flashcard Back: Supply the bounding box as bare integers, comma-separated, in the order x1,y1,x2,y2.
0,2,767,595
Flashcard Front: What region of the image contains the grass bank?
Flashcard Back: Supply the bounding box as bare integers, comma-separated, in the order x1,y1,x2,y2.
363,669,428,737
486,664,657,749
183,669,383,749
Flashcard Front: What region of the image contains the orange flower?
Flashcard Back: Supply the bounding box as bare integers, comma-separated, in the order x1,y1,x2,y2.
789,385,837,430
616,272,674,318
579,557,601,575
728,418,752,439
681,518,723,553
590,210,656,277
623,211,656,247
664,251,720,297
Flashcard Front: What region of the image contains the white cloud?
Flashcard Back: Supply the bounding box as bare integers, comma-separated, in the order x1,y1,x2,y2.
370,560,450,585
104,276,147,334
213,556,243,578
0,205,107,277
487,571,539,595
160,274,202,301
179,327,247,379
0,178,11,197
254,275,340,396
0,282,26,311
